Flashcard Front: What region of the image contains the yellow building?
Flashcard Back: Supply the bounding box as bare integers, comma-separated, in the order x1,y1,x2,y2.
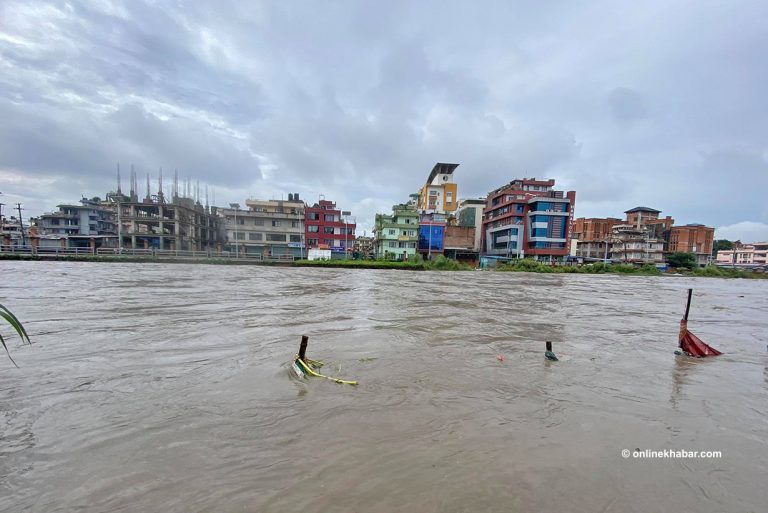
418,163,459,214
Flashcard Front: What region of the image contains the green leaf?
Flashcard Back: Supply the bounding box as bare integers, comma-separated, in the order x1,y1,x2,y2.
0,332,19,368
0,304,31,344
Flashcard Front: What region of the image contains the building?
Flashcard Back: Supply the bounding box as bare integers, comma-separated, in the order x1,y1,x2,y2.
608,224,665,263
36,198,117,249
304,198,356,255
417,163,459,214
716,242,768,266
374,203,419,260
418,211,446,258
669,224,715,266
573,206,712,265
220,194,305,258
0,217,29,248
108,186,219,252
353,236,375,259
455,198,485,252
482,178,576,262
443,225,478,263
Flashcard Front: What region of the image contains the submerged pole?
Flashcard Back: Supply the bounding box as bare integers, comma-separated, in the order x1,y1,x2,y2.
298,335,309,361
545,341,558,361
683,288,693,321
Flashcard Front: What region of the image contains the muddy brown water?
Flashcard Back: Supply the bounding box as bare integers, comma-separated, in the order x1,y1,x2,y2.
1,261,766,512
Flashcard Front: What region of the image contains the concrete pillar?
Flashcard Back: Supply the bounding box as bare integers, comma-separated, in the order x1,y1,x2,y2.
89,238,96,254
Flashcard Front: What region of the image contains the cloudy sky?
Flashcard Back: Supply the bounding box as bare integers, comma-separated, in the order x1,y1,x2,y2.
1,0,767,239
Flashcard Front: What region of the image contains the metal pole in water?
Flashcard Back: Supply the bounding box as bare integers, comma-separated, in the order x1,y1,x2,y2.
298,335,309,361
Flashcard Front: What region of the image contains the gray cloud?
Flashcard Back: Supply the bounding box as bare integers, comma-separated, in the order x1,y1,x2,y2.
1,0,767,241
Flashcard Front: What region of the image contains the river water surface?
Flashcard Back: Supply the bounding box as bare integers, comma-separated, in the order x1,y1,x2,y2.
1,261,767,512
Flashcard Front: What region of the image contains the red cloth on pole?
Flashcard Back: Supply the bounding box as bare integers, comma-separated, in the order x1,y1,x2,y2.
679,320,722,357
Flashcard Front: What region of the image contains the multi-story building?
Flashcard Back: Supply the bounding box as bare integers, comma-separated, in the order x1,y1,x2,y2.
418,211,446,258
36,198,117,249
220,194,305,258
417,163,459,214
304,198,356,254
608,224,665,263
374,204,419,260
669,224,715,265
443,225,478,262
482,178,576,261
456,198,485,252
353,236,375,259
107,184,219,251
716,242,768,266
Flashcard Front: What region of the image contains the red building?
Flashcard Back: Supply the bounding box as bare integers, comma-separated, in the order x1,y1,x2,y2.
481,178,576,261
304,199,356,252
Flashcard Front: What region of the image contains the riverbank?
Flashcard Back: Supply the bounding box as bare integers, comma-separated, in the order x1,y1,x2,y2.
2,252,765,278
497,259,768,279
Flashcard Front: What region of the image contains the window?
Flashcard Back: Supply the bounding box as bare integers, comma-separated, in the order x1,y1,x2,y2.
237,218,245,225
308,212,319,220
234,232,245,240
324,239,333,246
308,238,319,246
446,191,453,204
289,234,301,242
249,233,262,241
291,221,300,228
308,225,319,233
272,220,281,227
266,233,287,242
324,214,335,221
254,219,264,226
324,226,334,234
389,229,396,235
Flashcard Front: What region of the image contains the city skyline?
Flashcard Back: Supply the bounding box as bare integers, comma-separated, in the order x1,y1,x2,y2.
1,1,767,240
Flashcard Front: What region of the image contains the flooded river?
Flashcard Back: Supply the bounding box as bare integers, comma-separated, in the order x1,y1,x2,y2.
1,261,766,512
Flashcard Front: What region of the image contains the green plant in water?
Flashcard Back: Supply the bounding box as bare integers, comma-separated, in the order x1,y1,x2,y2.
1,304,31,367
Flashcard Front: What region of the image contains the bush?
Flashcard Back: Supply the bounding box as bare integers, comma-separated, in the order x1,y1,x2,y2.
425,255,472,271
667,252,697,269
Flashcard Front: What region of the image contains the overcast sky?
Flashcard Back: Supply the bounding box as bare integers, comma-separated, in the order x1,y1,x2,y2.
1,0,767,240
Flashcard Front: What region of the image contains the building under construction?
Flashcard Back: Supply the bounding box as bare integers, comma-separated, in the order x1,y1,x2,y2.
106,167,220,251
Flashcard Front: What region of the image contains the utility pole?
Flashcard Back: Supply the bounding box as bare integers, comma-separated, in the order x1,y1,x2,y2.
16,203,26,245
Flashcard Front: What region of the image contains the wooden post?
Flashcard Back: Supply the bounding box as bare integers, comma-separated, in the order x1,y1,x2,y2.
684,288,693,321
298,335,309,361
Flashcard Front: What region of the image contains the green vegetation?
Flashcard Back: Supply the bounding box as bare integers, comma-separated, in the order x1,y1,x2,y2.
691,265,768,279
294,255,473,271
712,239,734,255
666,252,697,269
1,304,31,368
425,255,473,271
295,259,426,270
498,259,662,276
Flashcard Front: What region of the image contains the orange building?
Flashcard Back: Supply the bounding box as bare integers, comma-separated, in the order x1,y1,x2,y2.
572,217,623,241
669,224,714,265
418,163,459,214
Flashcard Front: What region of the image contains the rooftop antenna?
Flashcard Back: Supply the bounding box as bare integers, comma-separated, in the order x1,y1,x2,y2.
173,169,179,199
212,187,216,206
117,162,122,195
205,184,209,209
129,164,135,197
158,167,163,194
196,179,200,204
146,173,150,200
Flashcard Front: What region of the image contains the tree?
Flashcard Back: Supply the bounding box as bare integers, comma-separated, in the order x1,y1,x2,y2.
667,252,697,269
712,239,734,255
